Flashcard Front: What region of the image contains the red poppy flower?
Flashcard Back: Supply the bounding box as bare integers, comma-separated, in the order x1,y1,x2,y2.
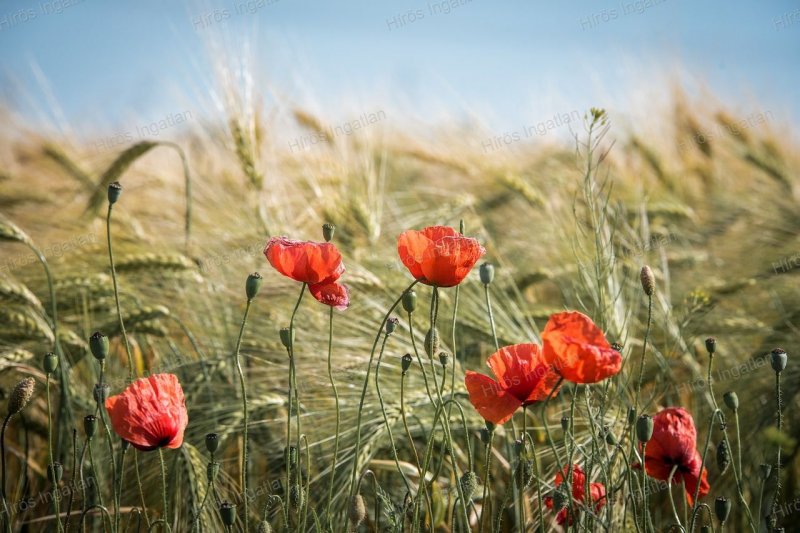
638,407,710,505
397,226,485,287
541,311,622,384
309,281,350,311
544,464,606,525
105,373,189,451
464,343,561,425
264,237,345,285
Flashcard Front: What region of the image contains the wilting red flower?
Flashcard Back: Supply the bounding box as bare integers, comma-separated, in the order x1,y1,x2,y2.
264,237,344,285
541,311,622,384
105,374,189,451
397,226,485,287
464,343,561,425
309,281,350,311
544,464,606,525
638,407,710,505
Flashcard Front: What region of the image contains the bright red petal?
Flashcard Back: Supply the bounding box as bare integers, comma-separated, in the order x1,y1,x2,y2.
464,371,522,425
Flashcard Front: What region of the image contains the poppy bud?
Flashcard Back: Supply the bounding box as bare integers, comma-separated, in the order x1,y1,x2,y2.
205,433,220,454
759,463,772,480
349,494,366,527
246,272,263,300
42,352,59,374
89,332,109,361
279,327,294,350
219,501,236,526
636,415,653,443
456,471,476,502
401,353,413,374
705,337,716,355
714,496,731,523
84,415,97,439
7,377,35,416
716,440,730,474
424,328,439,358
322,223,335,242
385,317,400,335
207,461,219,482
290,485,304,509
627,407,636,425
438,351,449,367
771,348,787,373
257,521,272,533
723,391,739,411
479,263,495,285
108,181,122,205
402,290,417,313
93,383,110,403
48,462,63,483
561,416,570,432
640,266,655,296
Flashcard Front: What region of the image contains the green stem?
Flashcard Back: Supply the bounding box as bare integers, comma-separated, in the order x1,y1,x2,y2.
233,298,253,531
107,204,135,381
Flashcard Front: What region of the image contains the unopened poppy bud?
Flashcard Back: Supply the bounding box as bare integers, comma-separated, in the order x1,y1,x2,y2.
108,181,122,205
290,485,304,509
401,353,413,374
627,407,636,425
636,415,653,443
42,352,58,374
48,462,63,483
402,290,417,313
7,377,35,416
714,496,731,523
322,223,335,242
723,391,739,411
219,501,236,526
479,262,495,285
561,416,570,432
716,440,730,474
424,327,439,358
84,415,97,439
759,463,772,480
257,521,272,533
385,317,400,335
279,327,294,350
205,433,219,454
93,383,110,403
460,471,478,500
246,272,263,300
89,332,109,361
771,348,787,373
207,461,219,482
349,494,366,526
705,337,716,355
640,266,655,296
438,351,449,367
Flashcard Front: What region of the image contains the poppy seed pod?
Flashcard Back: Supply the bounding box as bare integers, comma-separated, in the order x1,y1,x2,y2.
84,415,98,439
89,332,109,361
42,352,59,374
93,383,110,404
636,414,654,443
219,501,236,526
402,290,417,314
48,462,63,484
108,181,122,205
207,461,219,482
7,377,35,416
438,351,449,367
401,353,413,374
322,223,335,242
716,440,730,474
460,471,478,500
479,262,495,285
759,463,772,480
279,327,294,350
771,348,788,373
349,494,366,527
640,265,655,296
385,317,400,335
714,496,731,523
205,433,220,454
723,391,739,411
424,327,439,358
705,337,716,355
246,272,263,300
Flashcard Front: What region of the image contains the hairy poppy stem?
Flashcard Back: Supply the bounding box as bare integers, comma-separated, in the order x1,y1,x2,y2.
233,296,253,532
325,307,341,527
45,375,64,533
106,203,135,381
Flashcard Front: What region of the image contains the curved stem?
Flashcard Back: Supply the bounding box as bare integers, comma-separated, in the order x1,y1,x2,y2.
233,298,253,531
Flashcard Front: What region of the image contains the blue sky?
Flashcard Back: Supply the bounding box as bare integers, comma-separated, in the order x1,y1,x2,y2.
0,0,798,137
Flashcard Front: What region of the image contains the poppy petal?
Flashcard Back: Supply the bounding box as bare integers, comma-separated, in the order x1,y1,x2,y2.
464,371,522,425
